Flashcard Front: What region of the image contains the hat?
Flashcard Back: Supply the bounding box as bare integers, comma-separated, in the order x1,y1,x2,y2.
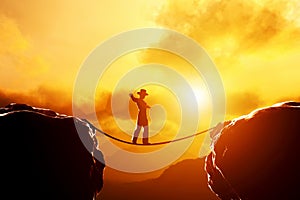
137,89,148,95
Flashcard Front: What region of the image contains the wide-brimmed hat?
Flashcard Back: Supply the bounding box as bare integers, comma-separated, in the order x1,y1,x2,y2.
137,89,148,95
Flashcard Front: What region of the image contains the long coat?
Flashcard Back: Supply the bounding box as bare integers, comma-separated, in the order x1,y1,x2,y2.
130,96,149,126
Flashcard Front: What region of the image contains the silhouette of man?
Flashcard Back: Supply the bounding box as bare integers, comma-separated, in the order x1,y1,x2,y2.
129,89,151,144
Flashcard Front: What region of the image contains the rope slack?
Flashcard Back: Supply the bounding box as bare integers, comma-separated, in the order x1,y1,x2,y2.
86,121,215,146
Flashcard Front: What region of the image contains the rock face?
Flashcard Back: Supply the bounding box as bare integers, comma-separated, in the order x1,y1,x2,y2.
205,102,300,199
0,103,105,200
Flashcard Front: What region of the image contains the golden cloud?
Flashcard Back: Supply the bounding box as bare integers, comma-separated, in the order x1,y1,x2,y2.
154,0,300,117
0,15,49,91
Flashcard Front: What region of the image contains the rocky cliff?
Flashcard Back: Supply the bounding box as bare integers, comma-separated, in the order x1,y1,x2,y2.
205,102,300,199
0,103,105,200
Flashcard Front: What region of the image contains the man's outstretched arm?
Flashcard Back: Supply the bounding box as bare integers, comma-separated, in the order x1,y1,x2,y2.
129,93,138,102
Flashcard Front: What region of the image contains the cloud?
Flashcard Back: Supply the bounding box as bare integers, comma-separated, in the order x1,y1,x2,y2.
224,92,299,119
156,0,300,59
0,86,72,115
0,15,49,91
226,91,265,117
153,0,300,118
276,96,300,104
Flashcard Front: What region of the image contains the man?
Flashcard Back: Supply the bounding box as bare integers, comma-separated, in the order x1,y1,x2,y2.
129,89,151,144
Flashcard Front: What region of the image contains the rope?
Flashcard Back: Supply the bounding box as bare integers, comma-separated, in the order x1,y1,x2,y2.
87,121,215,146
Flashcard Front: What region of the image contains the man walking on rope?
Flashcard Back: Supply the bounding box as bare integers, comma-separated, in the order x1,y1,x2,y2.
129,89,151,144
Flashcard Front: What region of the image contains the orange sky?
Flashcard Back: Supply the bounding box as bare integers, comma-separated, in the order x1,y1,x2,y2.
1,0,299,115
1,0,300,174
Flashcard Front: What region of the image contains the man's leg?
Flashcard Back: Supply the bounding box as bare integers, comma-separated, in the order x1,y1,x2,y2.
132,125,141,144
142,126,149,144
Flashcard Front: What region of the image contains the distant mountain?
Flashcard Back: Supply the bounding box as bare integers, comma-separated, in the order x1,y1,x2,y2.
98,158,219,200
0,103,105,200
206,101,300,199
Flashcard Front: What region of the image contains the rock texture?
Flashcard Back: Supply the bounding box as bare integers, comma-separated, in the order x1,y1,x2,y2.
205,102,300,199
0,103,105,200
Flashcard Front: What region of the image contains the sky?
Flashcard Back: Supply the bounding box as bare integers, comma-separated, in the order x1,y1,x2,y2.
1,0,300,172
0,0,163,113
156,0,300,117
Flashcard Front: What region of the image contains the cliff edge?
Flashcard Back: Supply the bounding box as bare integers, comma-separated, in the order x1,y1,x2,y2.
0,103,105,200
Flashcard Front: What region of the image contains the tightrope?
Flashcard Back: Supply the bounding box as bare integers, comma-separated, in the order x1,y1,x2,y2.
86,121,215,146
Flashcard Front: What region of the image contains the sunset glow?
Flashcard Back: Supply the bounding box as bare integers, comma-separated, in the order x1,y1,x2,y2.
1,0,300,166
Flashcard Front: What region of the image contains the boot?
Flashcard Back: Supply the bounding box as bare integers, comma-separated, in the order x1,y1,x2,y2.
132,137,138,144
142,138,149,145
